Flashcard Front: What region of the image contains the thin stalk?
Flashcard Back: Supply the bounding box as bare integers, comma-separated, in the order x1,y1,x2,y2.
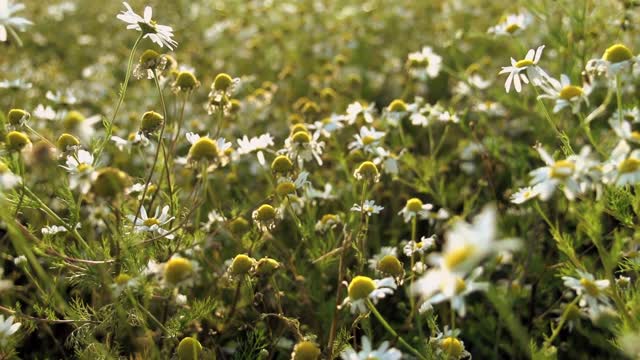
367,300,427,360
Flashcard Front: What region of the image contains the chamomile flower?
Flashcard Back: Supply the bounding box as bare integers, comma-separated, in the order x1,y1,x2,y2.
0,0,32,45
510,186,541,204
46,89,77,106
307,114,345,138
587,43,638,77
528,145,582,201
348,126,385,154
0,162,20,190
236,133,274,166
430,328,470,360
367,246,398,271
562,270,611,311
498,45,547,93
351,200,384,216
602,140,640,186
0,315,20,345
61,149,95,194
33,104,56,120
398,198,434,223
407,46,443,80
538,74,591,113
127,205,175,239
403,235,436,256
428,205,519,275
62,110,102,143
280,129,325,167
344,101,376,125
186,132,232,166
414,267,488,317
117,2,178,50
610,111,640,144
487,12,532,36
339,276,396,314
207,73,240,114
252,204,280,232
340,336,402,360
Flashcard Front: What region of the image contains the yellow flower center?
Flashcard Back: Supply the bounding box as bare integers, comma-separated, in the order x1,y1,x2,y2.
77,163,91,173
579,278,600,297
550,160,575,179
440,337,464,358
406,198,424,213
348,276,376,300
362,135,376,145
559,85,583,100
444,245,475,270
143,218,160,227
603,43,633,64
631,131,640,141
618,158,640,174
505,23,520,33
515,59,534,68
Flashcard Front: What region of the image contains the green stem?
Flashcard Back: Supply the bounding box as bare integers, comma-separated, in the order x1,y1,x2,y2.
367,300,427,360
94,34,143,166
543,297,579,347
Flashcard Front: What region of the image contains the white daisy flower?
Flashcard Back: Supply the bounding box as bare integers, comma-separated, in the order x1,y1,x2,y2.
407,46,442,80
610,111,640,144
340,336,402,360
348,126,385,154
498,45,547,93
0,164,20,190
602,140,640,186
537,74,591,113
33,104,56,120
340,276,396,314
474,101,506,117
202,210,227,233
398,198,434,223
116,2,178,50
60,149,95,194
41,225,68,235
487,12,532,36
127,205,175,239
510,186,541,204
0,0,32,45
372,147,401,176
428,205,520,275
351,200,384,217
236,133,274,166
562,270,611,311
0,314,20,345
367,246,398,271
307,114,345,138
403,235,437,256
345,101,376,125
45,89,77,106
279,130,325,167
528,146,583,201
414,267,488,317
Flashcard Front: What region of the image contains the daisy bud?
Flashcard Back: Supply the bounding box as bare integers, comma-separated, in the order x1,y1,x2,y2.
140,111,164,133
188,137,219,162
173,71,200,92
213,73,234,91
255,257,280,276
228,217,250,235
5,131,31,152
603,44,633,63
7,109,30,126
254,204,277,222
230,254,255,276
353,161,380,182
177,337,202,360
388,99,408,112
291,341,321,360
377,255,403,277
271,155,294,173
405,198,424,213
276,181,296,197
290,131,311,144
440,337,464,358
91,167,130,198
56,133,80,151
289,123,308,135
301,101,320,116
63,111,85,130
320,87,337,102
134,50,167,79
164,257,193,285
347,276,376,300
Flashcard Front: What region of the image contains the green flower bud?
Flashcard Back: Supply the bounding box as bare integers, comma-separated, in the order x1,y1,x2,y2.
5,131,31,152
140,111,164,133
177,337,203,360
56,133,80,150
188,137,219,162
91,167,130,198
291,341,321,360
213,73,234,91
7,109,30,126
230,254,255,275
164,257,193,285
271,155,294,173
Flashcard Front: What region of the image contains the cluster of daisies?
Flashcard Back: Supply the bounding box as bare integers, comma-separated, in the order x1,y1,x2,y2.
504,43,640,204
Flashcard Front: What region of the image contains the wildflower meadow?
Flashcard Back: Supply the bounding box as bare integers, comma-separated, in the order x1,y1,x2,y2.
2,0,640,358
